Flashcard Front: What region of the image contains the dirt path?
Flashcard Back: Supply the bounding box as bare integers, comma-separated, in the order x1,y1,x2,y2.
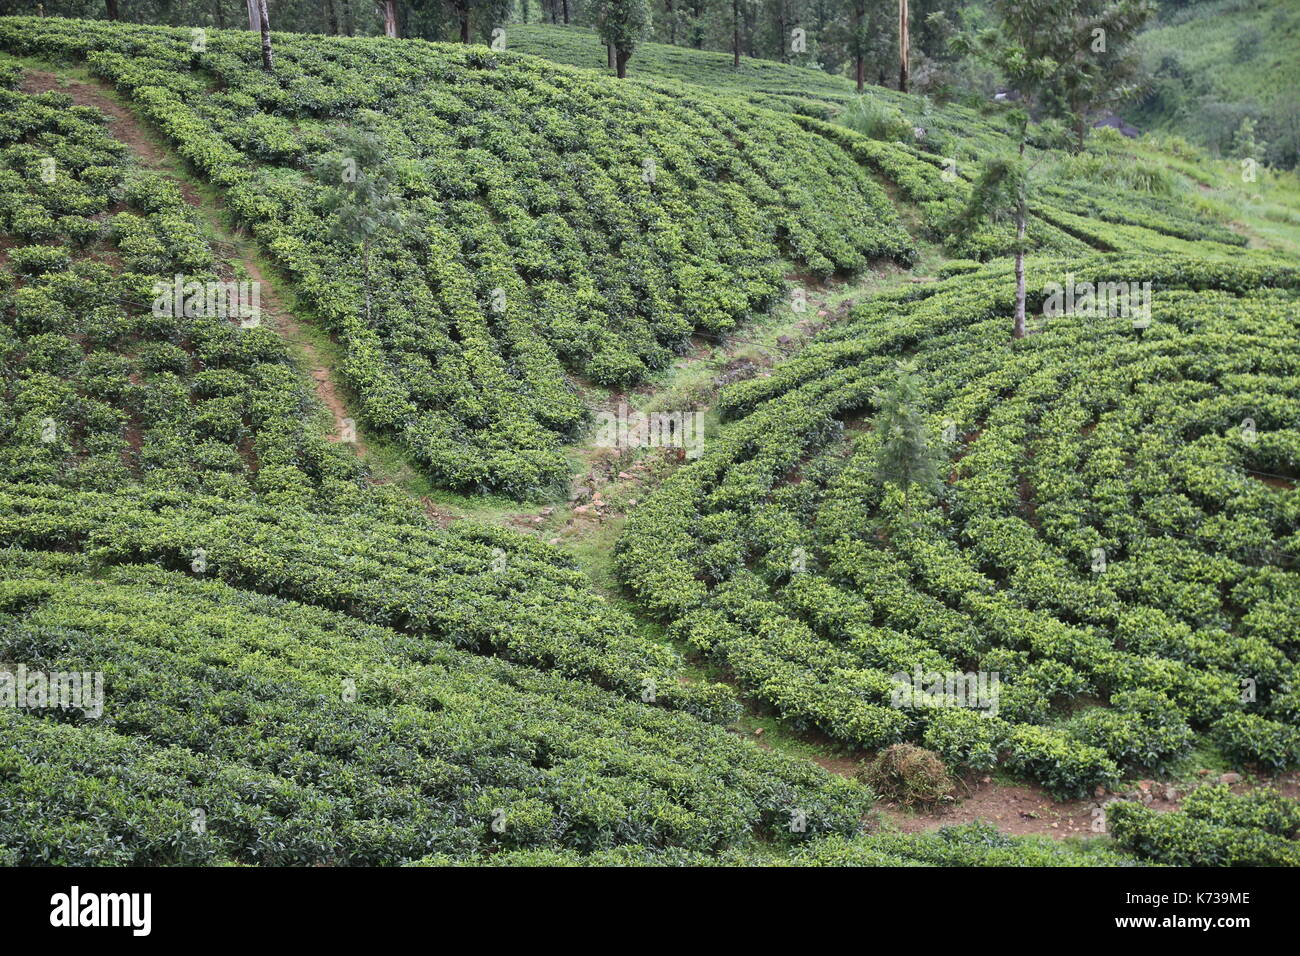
809,749,1300,840
21,68,364,454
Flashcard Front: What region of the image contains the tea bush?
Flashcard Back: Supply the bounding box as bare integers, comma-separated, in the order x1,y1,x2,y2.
0,16,916,497
618,252,1300,798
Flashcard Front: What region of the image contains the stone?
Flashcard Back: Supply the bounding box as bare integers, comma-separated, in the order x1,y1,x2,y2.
1220,772,1242,784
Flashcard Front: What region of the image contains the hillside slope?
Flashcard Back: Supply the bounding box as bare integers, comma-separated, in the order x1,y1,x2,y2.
0,17,923,498
618,252,1300,797
1134,0,1300,167
0,73,884,864
4,16,1300,869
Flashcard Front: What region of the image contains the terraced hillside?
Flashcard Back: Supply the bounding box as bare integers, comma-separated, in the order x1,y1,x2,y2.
0,74,881,864
2,14,1299,873
0,17,923,498
1,18,1264,497
618,253,1300,798
513,24,1254,258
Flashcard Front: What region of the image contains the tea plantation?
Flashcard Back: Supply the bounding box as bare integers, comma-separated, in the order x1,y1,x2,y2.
1,12,1298,872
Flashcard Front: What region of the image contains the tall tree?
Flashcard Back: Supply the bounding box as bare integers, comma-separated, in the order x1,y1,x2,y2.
774,0,788,63
326,0,340,34
897,0,909,92
104,0,118,20
849,0,865,92
257,0,274,69
872,361,941,514
595,0,649,78
732,0,740,67
455,0,471,40
314,130,405,325
953,153,1032,338
956,0,1155,150
381,0,399,36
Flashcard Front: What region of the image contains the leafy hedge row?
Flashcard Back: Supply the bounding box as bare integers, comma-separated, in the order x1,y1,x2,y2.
0,552,867,864
0,16,916,497
0,63,872,866
1107,786,1300,866
617,252,1300,798
0,81,357,501
798,117,1247,261
0,481,737,722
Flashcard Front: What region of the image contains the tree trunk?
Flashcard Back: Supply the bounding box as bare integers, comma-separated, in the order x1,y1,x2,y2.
246,0,261,31
666,0,675,45
898,0,910,93
607,42,615,70
258,0,274,70
777,2,787,64
105,0,119,20
213,0,224,29
460,9,470,42
732,0,739,67
363,244,372,323
561,0,569,25
615,47,630,79
383,0,399,38
853,0,864,93
343,0,355,35
326,0,339,35
1013,208,1026,338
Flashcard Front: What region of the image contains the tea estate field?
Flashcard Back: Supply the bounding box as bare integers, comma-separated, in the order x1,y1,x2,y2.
1,15,1298,868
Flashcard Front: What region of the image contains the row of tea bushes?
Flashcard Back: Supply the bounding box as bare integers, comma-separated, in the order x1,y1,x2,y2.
0,17,917,496
617,252,1300,798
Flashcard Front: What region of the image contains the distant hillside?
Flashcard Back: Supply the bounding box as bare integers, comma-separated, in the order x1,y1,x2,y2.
1134,0,1300,167
509,22,1021,155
